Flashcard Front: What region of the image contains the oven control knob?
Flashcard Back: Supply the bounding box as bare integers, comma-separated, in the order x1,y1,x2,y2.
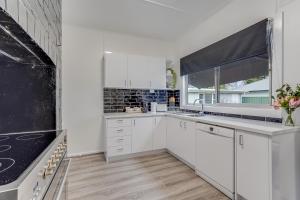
45,169,54,176
38,170,46,179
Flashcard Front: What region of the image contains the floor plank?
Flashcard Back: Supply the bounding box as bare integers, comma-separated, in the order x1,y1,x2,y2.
67,152,230,200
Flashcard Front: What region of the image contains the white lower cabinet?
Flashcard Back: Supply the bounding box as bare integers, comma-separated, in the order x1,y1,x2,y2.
105,116,167,160
166,117,195,166
236,130,270,200
132,118,153,153
105,119,132,157
153,117,167,150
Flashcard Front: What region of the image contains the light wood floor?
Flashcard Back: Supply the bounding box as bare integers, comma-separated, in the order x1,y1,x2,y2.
67,152,230,200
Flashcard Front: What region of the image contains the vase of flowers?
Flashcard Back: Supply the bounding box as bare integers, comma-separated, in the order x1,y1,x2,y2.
273,84,300,126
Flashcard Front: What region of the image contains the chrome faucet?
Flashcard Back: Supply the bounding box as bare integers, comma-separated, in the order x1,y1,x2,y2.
193,99,205,116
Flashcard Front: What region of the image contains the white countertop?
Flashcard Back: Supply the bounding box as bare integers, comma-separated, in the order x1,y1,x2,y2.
104,112,300,136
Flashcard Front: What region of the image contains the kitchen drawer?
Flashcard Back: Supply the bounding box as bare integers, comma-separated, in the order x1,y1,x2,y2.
106,127,131,137
107,145,131,156
107,118,132,128
196,123,234,138
107,135,131,147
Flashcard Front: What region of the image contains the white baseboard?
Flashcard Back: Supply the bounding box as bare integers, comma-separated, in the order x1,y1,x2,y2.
68,150,103,158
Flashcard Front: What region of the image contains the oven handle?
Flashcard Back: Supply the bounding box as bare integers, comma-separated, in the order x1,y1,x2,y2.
43,158,71,200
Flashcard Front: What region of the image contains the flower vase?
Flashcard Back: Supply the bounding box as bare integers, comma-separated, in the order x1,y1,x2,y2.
284,109,295,126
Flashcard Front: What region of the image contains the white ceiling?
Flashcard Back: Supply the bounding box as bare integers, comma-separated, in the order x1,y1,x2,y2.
62,0,233,41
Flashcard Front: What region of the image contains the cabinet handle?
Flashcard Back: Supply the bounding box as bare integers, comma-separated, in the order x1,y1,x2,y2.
116,129,123,132
133,120,136,126
154,118,157,125
117,148,124,151
179,121,182,128
117,138,124,142
239,135,244,146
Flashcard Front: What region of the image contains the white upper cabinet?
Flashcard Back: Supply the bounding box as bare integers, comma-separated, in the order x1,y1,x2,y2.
127,54,150,89
104,53,166,89
147,57,166,89
236,130,270,200
104,53,128,88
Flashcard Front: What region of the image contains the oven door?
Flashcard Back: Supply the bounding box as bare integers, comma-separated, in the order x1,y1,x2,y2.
43,158,71,200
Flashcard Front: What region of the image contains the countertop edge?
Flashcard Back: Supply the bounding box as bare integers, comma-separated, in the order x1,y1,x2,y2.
103,113,300,136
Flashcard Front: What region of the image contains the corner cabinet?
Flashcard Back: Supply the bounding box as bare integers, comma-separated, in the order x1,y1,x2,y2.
236,130,271,200
104,53,166,89
166,117,196,166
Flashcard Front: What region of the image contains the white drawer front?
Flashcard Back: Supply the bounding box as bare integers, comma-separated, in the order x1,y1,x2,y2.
106,127,131,137
107,145,131,156
107,136,131,147
107,119,132,128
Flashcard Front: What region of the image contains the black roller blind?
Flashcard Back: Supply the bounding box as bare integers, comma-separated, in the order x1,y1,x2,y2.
180,19,271,77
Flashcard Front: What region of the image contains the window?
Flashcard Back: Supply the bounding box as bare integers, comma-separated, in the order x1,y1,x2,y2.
185,59,271,105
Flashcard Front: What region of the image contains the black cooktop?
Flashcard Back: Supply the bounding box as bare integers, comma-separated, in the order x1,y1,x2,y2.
0,131,57,186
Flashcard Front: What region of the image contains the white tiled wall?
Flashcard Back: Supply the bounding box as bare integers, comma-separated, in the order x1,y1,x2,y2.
0,0,62,65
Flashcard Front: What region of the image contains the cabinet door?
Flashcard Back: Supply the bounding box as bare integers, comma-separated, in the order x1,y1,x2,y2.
104,53,128,88
181,120,196,165
148,57,166,89
236,131,270,200
153,117,166,150
132,118,153,153
166,117,181,155
128,55,150,89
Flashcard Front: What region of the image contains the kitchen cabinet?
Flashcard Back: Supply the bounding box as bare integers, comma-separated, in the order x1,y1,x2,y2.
166,117,181,156
127,55,150,89
236,130,270,200
104,53,128,88
153,117,166,150
166,117,196,166
104,53,166,89
147,57,166,89
132,117,153,153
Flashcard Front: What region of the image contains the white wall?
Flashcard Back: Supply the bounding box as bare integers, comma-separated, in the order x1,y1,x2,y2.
62,24,176,156
280,0,300,125
174,0,300,120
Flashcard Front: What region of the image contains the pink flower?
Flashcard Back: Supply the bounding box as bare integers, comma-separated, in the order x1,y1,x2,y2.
273,100,281,110
289,98,300,108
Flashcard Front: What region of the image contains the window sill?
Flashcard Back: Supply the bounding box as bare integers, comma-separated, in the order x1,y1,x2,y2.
181,104,281,118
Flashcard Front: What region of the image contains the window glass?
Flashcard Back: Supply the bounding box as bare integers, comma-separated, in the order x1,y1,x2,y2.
187,68,216,105
186,57,270,105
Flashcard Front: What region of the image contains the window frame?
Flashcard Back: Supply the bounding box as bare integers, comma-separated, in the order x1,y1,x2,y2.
183,66,273,108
